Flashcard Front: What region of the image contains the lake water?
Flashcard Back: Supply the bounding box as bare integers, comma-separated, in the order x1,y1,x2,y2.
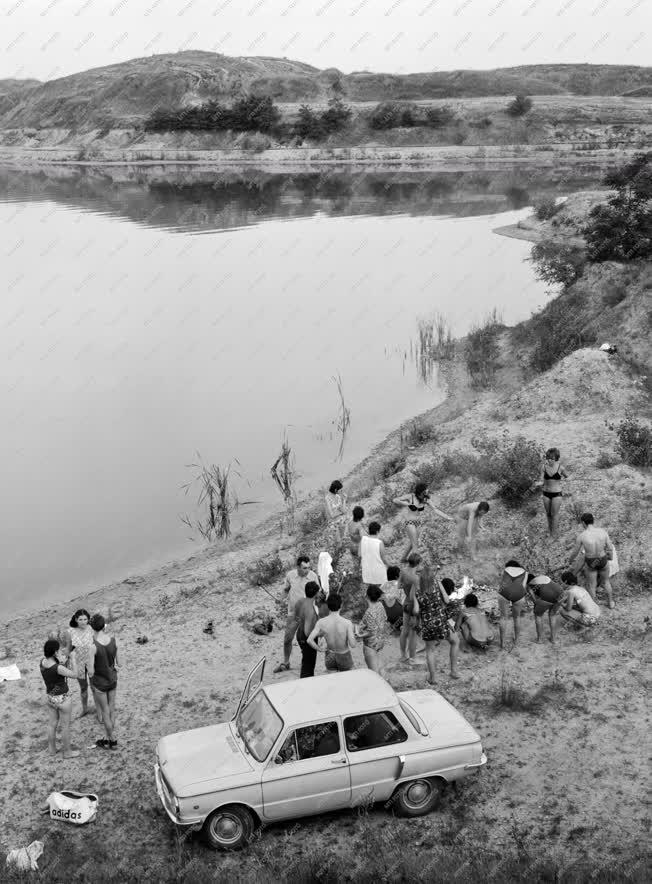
0,165,601,617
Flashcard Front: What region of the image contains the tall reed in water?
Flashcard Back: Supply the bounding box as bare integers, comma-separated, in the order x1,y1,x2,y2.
181,456,256,541
271,435,297,532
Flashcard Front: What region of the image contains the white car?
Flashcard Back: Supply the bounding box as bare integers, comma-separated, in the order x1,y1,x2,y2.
155,658,486,850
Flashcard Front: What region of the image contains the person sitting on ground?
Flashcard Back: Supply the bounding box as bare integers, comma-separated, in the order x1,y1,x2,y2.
294,581,321,679
356,585,388,677
347,506,366,559
40,638,80,759
456,501,490,560
360,521,391,587
274,555,319,674
539,448,569,537
88,614,119,750
497,559,531,650
393,482,454,563
307,593,357,673
413,565,461,683
560,570,601,628
568,512,615,608
380,565,403,629
455,593,494,650
399,554,422,664
527,574,565,644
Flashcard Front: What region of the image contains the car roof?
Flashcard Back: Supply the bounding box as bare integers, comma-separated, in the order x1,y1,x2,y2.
262,670,398,726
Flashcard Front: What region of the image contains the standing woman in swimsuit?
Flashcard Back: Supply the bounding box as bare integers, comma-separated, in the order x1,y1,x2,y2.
393,482,454,563
541,448,568,536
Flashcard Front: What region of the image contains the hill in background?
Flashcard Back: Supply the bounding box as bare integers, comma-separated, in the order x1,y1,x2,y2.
1,53,651,130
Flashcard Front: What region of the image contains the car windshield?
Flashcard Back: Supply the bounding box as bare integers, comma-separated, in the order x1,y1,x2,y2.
237,690,283,762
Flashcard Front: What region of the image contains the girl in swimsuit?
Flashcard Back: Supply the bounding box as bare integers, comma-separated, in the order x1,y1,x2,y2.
346,506,366,558
540,448,568,536
393,482,454,562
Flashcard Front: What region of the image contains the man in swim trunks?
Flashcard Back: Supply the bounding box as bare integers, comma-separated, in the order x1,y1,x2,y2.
527,574,564,644
560,571,601,627
307,593,356,672
274,555,318,674
568,513,615,608
294,581,320,678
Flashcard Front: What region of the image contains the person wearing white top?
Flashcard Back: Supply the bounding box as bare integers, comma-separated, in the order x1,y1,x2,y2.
360,521,390,586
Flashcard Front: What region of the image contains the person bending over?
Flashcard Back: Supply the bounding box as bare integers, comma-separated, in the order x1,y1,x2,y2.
527,574,564,644
497,560,530,650
456,501,490,560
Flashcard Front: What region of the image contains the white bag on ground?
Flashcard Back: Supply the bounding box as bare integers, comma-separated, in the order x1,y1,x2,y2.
5,841,44,871
47,791,98,824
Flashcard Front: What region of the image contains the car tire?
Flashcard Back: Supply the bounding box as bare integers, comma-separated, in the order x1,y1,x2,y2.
202,804,255,851
391,777,444,817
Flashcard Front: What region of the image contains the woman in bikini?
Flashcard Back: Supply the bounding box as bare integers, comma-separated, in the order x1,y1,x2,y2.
346,506,366,560
393,482,453,562
541,448,568,536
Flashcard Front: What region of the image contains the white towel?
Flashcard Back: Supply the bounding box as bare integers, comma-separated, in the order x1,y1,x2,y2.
609,546,619,577
317,551,333,595
5,841,44,871
0,664,21,682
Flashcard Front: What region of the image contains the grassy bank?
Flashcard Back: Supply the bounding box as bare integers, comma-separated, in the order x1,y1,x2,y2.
1,167,651,882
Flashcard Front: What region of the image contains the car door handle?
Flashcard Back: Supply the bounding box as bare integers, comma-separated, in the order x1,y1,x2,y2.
396,755,406,779
330,757,347,765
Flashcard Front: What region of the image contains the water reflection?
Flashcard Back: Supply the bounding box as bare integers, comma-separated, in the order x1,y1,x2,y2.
0,164,604,234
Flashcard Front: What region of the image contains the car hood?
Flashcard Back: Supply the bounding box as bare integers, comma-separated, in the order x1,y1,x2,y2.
399,690,481,747
157,722,255,796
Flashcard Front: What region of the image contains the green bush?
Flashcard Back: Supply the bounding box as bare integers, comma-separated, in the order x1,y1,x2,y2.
249,553,285,586
401,418,438,449
424,105,456,127
506,94,533,117
369,101,405,130
615,415,652,466
530,240,586,288
144,95,280,133
534,198,560,221
377,452,407,481
585,152,652,262
472,432,541,505
595,450,620,469
294,98,352,140
465,310,503,388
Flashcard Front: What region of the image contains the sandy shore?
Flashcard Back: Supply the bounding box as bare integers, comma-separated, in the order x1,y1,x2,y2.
0,142,643,172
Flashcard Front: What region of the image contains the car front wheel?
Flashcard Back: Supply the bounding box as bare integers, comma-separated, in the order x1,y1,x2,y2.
202,804,255,850
391,777,444,817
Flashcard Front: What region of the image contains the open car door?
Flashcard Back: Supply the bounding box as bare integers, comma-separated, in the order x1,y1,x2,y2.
233,656,266,721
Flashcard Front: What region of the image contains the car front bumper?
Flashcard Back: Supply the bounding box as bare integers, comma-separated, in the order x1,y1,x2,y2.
154,763,202,827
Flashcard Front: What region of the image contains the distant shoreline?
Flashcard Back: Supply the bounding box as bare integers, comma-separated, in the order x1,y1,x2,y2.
0,142,642,172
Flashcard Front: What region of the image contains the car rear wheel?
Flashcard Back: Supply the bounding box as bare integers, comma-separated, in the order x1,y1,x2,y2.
202,805,255,850
391,777,444,817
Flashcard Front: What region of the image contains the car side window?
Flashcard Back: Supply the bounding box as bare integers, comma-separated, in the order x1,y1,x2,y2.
276,721,340,764
344,711,408,752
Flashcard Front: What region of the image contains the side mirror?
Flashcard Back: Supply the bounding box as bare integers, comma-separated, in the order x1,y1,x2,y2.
274,755,284,765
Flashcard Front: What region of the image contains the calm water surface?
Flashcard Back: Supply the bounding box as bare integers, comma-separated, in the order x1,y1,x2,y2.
0,166,602,617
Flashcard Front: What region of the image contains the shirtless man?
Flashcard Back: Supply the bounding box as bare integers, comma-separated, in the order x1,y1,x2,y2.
560,571,601,627
568,513,615,608
399,553,422,664
307,594,356,672
456,501,490,559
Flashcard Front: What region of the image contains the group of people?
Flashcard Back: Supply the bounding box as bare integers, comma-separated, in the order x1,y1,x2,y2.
274,456,618,681
39,610,119,757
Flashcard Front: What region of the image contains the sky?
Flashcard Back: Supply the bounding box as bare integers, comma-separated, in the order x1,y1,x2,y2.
1,0,649,82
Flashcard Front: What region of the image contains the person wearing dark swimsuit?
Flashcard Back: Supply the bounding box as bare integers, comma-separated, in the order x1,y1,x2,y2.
541,448,568,536
393,482,453,562
88,614,119,750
